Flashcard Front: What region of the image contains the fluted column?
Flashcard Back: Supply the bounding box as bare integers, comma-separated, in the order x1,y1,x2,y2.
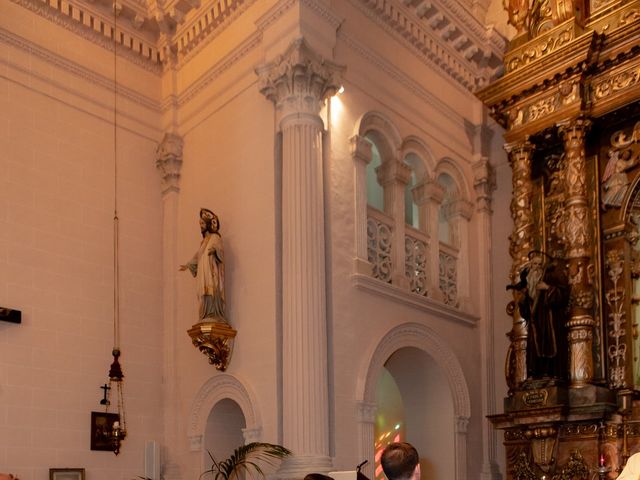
377,159,412,289
155,132,183,480
351,135,374,276
257,38,343,478
558,117,594,387
413,179,445,301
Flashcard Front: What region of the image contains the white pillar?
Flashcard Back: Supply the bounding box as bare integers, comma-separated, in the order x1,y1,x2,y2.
447,198,474,311
257,38,343,478
155,132,183,480
351,135,374,276
413,179,445,301
376,159,412,289
356,401,377,479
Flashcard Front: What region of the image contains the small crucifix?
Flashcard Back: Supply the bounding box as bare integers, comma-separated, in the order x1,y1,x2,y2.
100,383,111,405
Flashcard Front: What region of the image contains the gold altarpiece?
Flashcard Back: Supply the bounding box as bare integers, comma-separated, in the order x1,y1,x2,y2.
477,0,640,477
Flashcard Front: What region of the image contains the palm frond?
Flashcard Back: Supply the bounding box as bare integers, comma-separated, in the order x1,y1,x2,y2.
202,442,291,480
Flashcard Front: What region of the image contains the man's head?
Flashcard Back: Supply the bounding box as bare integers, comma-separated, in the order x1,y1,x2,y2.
380,442,420,480
200,208,219,236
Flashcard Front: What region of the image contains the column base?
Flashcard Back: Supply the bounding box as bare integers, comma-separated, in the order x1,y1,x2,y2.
275,454,334,480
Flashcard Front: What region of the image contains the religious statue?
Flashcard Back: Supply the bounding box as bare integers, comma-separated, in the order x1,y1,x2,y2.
180,208,226,323
511,251,569,380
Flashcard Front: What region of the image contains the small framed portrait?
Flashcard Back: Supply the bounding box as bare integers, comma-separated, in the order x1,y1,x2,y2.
49,468,85,480
90,411,119,451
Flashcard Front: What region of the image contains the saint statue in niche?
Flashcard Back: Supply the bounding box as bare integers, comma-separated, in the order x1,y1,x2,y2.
180,208,226,323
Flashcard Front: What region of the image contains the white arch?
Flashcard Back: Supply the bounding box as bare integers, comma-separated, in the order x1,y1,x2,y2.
354,111,402,162
187,373,262,451
435,157,472,202
356,322,471,479
400,135,436,181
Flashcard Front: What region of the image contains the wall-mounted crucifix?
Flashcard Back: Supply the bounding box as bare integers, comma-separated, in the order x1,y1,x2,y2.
100,384,111,406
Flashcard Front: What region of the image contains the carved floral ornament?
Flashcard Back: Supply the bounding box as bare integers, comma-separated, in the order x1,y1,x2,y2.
256,39,344,116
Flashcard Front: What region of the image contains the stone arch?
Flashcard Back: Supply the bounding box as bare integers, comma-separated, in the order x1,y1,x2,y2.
400,135,436,181
354,111,402,163
435,157,472,202
356,322,470,479
187,373,262,452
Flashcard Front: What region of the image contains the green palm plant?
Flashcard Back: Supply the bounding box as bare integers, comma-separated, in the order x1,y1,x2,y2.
201,442,292,480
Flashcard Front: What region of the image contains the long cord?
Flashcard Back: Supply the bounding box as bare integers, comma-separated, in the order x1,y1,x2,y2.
112,3,120,351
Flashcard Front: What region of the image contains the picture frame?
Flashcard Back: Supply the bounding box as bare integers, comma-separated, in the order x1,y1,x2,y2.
49,468,85,480
90,411,119,451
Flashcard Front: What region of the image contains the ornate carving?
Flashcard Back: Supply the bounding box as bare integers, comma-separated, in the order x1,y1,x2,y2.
553,450,589,479
505,140,535,282
256,38,344,120
405,235,429,297
605,249,627,388
155,132,184,194
512,451,539,480
187,321,237,371
593,65,640,101
511,81,579,130
505,21,575,73
602,121,640,209
367,215,393,284
439,251,459,307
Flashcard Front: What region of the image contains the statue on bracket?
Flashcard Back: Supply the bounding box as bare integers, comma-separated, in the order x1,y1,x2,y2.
181,208,236,370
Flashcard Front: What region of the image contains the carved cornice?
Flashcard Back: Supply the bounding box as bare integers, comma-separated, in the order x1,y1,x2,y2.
10,0,163,74
348,0,506,92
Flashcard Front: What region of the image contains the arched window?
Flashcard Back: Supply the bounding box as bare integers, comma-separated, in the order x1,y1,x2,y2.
403,154,419,229
366,135,384,211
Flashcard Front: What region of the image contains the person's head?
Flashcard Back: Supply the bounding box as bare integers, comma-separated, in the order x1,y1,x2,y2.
199,208,219,236
380,442,420,480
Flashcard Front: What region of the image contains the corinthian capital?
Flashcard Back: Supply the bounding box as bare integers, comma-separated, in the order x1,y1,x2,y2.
256,38,344,120
155,132,184,194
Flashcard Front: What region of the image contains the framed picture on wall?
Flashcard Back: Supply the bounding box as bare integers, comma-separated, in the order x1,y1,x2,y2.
49,468,85,480
90,411,119,451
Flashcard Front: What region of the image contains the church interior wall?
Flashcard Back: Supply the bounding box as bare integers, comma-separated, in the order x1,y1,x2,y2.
1,0,514,478
0,10,165,479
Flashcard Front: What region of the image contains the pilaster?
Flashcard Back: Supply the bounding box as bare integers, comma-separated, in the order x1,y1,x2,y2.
155,131,183,480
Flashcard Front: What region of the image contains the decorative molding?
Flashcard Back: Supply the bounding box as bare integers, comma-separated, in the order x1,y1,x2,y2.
348,0,506,91
505,19,578,73
174,0,255,67
10,0,163,73
176,30,262,107
352,273,478,326
0,26,161,113
592,62,640,101
359,321,472,417
187,373,261,442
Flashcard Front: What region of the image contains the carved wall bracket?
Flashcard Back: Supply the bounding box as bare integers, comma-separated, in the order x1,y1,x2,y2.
187,321,237,371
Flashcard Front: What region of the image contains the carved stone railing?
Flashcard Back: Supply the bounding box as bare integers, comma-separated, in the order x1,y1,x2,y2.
405,226,429,297
367,207,393,284
439,243,459,307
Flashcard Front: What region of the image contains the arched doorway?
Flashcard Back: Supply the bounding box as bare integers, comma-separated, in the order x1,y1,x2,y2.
356,323,470,480
204,398,247,470
374,347,454,480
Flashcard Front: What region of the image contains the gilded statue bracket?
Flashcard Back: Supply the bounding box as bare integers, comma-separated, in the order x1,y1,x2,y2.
187,321,237,371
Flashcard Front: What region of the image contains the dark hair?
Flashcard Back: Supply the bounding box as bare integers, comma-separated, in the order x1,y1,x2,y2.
380,442,419,480
304,474,334,480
